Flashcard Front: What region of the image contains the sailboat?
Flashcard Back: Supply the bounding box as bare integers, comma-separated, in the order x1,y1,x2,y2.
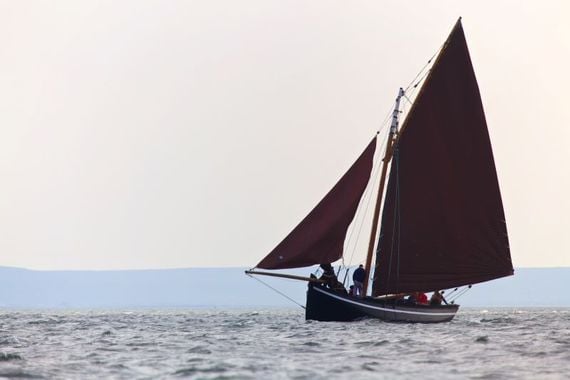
246,18,513,323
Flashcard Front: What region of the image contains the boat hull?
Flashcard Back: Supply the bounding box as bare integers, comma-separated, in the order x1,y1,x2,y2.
306,285,459,323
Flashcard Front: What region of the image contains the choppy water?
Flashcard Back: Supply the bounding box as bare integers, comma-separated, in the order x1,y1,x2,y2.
0,308,569,379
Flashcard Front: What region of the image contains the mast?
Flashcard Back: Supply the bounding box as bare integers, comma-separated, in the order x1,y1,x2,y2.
365,19,462,296
362,88,404,295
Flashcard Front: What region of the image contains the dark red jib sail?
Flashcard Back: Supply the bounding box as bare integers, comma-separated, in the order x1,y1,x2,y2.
256,138,376,269
372,19,513,296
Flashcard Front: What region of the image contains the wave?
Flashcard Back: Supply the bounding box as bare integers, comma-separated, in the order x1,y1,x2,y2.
0,352,23,361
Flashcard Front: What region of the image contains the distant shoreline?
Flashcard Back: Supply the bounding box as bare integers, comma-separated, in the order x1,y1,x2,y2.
1,266,569,308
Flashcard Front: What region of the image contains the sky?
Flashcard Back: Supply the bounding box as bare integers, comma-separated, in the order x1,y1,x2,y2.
0,1,569,270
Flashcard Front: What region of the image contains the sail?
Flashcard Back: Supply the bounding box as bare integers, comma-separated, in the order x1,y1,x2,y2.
256,138,376,270
372,20,513,296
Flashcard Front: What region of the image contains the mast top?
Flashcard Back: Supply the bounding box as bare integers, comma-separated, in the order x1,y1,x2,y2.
390,88,405,134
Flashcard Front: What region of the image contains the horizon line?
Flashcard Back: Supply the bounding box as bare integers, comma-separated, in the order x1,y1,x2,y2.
1,265,569,272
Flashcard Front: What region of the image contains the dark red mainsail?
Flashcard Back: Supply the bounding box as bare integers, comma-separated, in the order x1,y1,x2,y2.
372,20,513,296
256,138,376,269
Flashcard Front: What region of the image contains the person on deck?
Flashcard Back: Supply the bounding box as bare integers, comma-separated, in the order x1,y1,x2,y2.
406,292,428,305
416,292,428,304
405,293,417,305
352,264,365,297
319,264,346,294
319,263,335,284
349,285,356,296
430,290,447,306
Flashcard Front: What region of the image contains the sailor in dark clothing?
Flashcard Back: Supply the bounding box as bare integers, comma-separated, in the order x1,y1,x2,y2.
352,264,365,297
319,264,346,294
319,263,336,287
430,290,447,305
319,263,335,283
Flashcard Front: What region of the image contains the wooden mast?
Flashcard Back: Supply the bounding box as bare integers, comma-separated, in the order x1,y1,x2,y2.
362,87,404,295
364,18,464,296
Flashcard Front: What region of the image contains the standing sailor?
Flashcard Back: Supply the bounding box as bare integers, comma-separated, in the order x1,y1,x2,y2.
352,264,365,297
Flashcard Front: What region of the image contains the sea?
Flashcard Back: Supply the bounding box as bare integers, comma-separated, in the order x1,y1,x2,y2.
0,308,568,379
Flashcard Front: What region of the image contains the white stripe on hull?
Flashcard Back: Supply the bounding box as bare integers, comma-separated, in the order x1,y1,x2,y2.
307,286,457,322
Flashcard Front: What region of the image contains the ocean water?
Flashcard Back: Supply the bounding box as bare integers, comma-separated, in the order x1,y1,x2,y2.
0,308,568,379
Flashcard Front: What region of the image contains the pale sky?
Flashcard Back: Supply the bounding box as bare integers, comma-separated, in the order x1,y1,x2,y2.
1,1,569,270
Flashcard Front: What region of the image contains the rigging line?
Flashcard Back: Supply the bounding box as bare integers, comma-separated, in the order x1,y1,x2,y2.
385,148,400,293
343,133,385,253
376,89,404,136
374,39,441,143
376,108,393,136
402,69,430,111
245,273,306,310
403,42,443,93
395,148,401,291
374,92,401,159
341,131,385,270
448,286,468,303
367,136,391,284
342,268,348,286
412,69,430,90
346,160,381,266
449,285,472,303
400,82,418,122
401,96,409,112
343,93,398,272
343,168,378,266
400,67,427,118
343,168,373,260
444,287,460,298
407,82,418,101
345,138,386,267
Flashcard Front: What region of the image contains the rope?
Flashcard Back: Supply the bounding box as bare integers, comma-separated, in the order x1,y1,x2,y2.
339,41,444,293
449,285,472,303
411,70,430,90
342,267,350,287
398,42,443,121
376,107,395,136
246,273,306,309
403,43,442,93
371,42,445,293
395,148,401,291
385,147,399,292
377,43,442,136
342,122,390,270
445,287,460,298
344,142,384,267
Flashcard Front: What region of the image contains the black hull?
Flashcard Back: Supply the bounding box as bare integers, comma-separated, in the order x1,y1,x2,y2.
306,285,459,323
